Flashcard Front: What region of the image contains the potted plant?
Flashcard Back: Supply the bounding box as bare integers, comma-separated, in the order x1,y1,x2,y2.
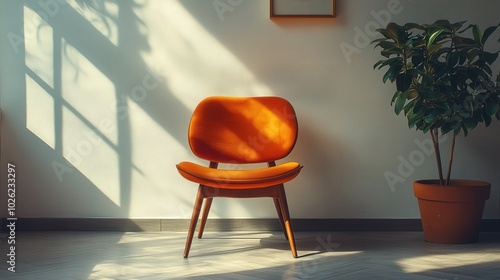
372,20,500,243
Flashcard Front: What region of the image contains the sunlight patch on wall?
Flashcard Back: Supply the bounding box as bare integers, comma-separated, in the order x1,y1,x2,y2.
24,6,54,88
62,39,118,145
25,74,56,149
24,6,56,149
139,0,273,110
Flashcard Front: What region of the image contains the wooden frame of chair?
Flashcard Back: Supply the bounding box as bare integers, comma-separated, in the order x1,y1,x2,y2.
183,161,298,258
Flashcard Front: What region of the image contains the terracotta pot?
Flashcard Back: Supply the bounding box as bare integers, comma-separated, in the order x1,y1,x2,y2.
413,179,491,244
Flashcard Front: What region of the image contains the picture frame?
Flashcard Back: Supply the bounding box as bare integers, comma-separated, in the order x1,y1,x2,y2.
270,0,335,18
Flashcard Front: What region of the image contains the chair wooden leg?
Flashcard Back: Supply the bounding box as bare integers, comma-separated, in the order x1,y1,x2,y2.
278,186,298,258
184,186,205,258
273,197,287,240
198,197,213,239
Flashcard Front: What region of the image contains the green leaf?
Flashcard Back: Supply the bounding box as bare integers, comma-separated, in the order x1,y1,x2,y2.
447,52,459,67
407,102,425,125
433,20,452,30
375,40,399,50
376,28,398,42
407,88,419,99
441,121,455,135
482,64,493,76
411,55,425,67
484,111,492,126
484,52,499,65
424,110,439,124
463,117,478,132
379,22,405,44
422,122,434,134
413,101,426,115
391,91,401,105
486,100,499,116
374,59,385,69
459,24,475,35
396,73,413,92
383,62,403,83
428,29,445,47
467,49,482,61
482,23,500,44
404,22,423,30
465,98,474,116
458,51,467,64
427,43,444,57
472,24,482,44
403,98,417,115
374,57,403,70
381,49,401,58
451,21,468,32
394,91,409,115
408,113,421,129
461,124,469,137
371,38,388,45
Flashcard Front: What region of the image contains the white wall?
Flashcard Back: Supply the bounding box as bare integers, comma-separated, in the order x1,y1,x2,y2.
1,0,499,219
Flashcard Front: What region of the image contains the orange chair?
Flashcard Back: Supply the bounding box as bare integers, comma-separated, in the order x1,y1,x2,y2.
177,96,303,258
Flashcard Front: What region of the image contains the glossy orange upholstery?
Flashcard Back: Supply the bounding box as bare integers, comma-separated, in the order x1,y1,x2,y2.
177,161,302,189
188,96,298,163
177,96,303,258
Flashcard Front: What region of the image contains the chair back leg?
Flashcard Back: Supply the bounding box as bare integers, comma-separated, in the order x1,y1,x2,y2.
273,197,288,240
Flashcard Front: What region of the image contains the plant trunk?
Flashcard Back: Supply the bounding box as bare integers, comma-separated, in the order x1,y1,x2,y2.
431,128,444,185
445,133,456,186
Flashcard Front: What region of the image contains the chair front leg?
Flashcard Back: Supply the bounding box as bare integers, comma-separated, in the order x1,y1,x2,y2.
198,197,213,239
184,185,205,258
277,186,298,258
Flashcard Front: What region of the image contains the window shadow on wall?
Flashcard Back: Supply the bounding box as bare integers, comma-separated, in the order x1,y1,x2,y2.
14,0,193,217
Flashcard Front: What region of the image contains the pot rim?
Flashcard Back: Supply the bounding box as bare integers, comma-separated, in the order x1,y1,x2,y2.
414,179,491,188
414,179,491,201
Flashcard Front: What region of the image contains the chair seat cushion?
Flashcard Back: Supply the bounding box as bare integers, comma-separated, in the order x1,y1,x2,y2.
176,161,303,189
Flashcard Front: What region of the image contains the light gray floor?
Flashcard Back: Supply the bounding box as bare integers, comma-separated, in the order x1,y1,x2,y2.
0,231,499,279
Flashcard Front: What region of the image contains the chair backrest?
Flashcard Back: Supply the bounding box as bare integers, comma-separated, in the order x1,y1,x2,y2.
188,96,298,164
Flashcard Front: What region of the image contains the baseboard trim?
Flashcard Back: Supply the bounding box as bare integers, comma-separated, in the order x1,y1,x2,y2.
2,218,499,232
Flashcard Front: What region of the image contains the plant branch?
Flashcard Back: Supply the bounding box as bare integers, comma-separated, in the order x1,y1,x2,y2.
445,133,456,185
431,127,445,185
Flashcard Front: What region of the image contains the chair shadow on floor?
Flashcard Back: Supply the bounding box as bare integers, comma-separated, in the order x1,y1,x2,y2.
192,231,345,258
260,233,342,258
